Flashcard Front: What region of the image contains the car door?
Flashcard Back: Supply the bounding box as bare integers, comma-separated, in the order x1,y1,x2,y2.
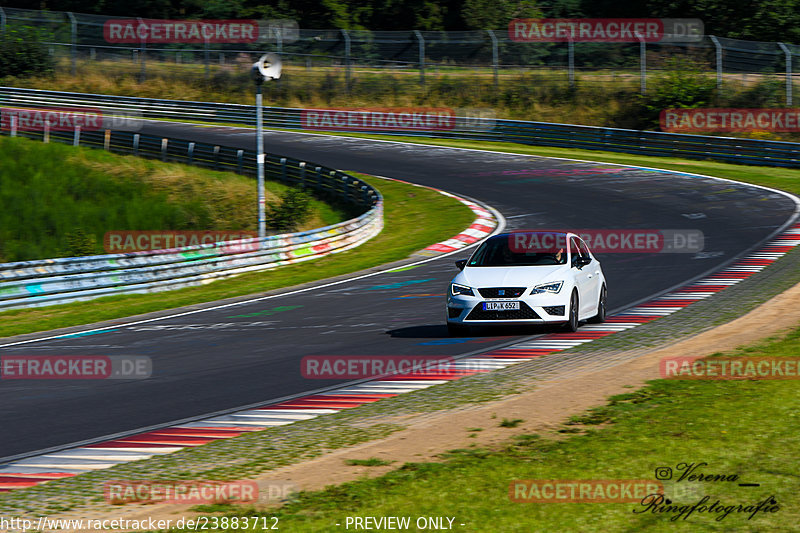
570,237,594,318
577,237,601,316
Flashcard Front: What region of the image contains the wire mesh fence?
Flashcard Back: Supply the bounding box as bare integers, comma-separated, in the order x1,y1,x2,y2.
0,6,798,102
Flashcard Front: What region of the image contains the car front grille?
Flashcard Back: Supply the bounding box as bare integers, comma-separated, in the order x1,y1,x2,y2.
466,302,540,321
477,287,527,299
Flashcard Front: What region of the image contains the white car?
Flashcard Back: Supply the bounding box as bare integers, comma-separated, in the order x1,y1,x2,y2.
446,231,607,335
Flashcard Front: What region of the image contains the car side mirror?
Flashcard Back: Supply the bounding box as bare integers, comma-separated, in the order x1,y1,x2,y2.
455,259,467,271
576,256,592,268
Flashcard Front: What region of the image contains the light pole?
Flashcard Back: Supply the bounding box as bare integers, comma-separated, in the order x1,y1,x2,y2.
251,53,282,243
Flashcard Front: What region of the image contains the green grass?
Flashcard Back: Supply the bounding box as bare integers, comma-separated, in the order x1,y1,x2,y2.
344,458,394,467
0,136,344,262
0,172,475,338
175,326,800,532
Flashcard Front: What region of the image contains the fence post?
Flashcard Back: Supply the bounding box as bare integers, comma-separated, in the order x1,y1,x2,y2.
342,29,351,94
138,18,146,82
779,42,793,106
487,30,499,88
204,36,210,79
709,35,723,90
67,12,77,77
568,36,575,88
73,125,81,146
637,32,646,95
414,30,425,87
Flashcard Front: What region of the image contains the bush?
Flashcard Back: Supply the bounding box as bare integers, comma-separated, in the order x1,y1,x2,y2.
266,187,312,231
615,58,717,130
0,26,54,78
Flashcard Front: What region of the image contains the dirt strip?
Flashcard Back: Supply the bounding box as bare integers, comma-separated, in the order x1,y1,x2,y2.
52,281,800,529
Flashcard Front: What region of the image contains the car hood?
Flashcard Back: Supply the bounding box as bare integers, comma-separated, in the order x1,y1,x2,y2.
454,265,569,289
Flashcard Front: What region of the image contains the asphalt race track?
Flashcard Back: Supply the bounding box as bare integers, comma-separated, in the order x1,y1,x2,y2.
1,122,796,459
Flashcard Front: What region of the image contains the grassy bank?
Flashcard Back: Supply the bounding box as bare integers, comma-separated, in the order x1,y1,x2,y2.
185,325,800,532
0,136,344,262
3,59,798,141
0,172,475,338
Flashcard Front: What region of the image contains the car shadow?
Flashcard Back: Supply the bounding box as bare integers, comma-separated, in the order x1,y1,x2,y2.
386,324,554,339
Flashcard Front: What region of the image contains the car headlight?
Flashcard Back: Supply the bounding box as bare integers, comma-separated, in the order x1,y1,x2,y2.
530,281,563,294
451,283,475,296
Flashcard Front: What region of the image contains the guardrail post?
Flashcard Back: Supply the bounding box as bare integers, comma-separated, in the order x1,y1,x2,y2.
342,29,351,94
709,35,723,90
213,145,220,169
360,185,369,205
104,129,111,150
487,30,499,88
340,175,349,199
280,157,287,182
187,142,195,164
236,149,244,173
779,42,793,106
67,12,77,77
133,133,140,155
161,138,168,161
10,116,17,137
73,125,81,146
299,161,307,188
43,122,50,143
315,166,323,192
414,30,425,87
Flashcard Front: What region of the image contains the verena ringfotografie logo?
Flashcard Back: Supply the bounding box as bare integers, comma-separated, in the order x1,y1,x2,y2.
661,108,800,132
508,230,704,254
104,231,260,253
300,108,496,133
301,356,456,379
104,19,259,43
104,480,258,504
1,356,151,380
661,357,800,380
510,480,663,503
509,18,703,42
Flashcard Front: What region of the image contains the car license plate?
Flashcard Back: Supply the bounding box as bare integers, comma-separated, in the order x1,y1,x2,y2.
483,301,520,311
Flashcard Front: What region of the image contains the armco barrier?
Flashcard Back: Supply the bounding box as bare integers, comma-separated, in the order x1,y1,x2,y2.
0,115,382,310
2,86,800,167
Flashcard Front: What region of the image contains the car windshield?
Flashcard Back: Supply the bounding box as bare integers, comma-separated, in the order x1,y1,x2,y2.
468,234,568,267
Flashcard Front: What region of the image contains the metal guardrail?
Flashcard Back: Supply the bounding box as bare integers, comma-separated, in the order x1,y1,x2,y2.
2,86,800,168
0,111,383,310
